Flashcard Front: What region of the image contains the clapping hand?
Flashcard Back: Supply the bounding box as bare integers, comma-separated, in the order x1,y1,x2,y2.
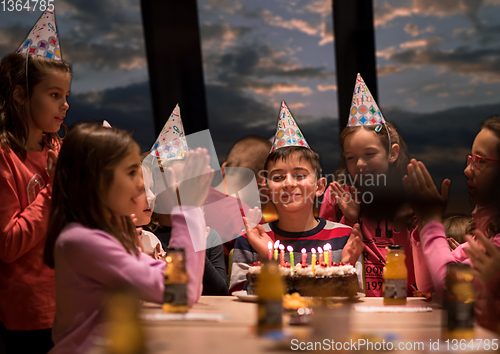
330,181,360,224
341,223,364,265
402,159,450,230
448,237,461,251
464,230,500,284
242,215,272,261
164,148,214,207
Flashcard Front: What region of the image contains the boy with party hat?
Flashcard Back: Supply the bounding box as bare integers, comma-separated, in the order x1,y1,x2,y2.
229,101,364,293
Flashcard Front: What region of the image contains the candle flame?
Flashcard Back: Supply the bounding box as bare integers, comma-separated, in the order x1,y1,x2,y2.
274,240,280,248
317,246,323,253
301,248,306,254
287,245,293,252
268,241,272,249
311,248,316,254
279,244,285,250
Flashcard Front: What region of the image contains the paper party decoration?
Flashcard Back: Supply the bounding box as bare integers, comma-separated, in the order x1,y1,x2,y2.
17,10,62,60
347,73,386,127
270,101,310,152
150,104,188,160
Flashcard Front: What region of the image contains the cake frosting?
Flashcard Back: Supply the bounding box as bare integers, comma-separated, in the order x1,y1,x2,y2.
245,261,358,297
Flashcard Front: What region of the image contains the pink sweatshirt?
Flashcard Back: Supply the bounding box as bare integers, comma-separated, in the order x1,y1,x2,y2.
412,207,500,333
0,146,59,330
319,185,416,296
50,206,206,354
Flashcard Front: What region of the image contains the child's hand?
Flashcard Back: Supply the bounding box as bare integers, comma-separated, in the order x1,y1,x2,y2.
341,223,364,265
152,243,166,260
402,159,450,230
331,181,360,224
165,148,214,207
464,230,500,284
243,206,263,232
242,216,272,261
447,237,461,251
47,150,58,179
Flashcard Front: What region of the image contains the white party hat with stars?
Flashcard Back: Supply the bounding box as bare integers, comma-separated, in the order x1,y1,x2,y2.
270,101,310,152
150,104,188,160
16,10,62,60
347,73,386,127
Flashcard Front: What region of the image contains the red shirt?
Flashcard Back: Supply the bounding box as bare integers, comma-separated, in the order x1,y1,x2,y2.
0,146,58,330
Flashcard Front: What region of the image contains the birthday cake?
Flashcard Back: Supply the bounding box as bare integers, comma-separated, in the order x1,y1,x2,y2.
246,261,358,298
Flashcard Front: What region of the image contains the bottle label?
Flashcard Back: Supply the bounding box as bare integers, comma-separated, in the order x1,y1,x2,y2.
163,283,188,306
384,278,407,299
258,300,282,328
446,302,474,330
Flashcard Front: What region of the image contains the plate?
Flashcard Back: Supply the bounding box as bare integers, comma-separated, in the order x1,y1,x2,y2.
303,292,365,301
233,291,365,303
233,290,258,302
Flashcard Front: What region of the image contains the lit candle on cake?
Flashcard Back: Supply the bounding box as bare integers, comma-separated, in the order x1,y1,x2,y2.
318,246,323,265
287,245,294,275
274,240,279,261
327,244,332,267
268,241,272,261
311,248,316,273
279,244,285,267
324,244,330,266
301,248,307,265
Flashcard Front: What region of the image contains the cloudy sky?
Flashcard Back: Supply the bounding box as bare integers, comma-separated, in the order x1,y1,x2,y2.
2,0,499,215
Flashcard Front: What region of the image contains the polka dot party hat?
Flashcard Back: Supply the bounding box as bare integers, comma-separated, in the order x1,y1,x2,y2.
16,10,62,60
270,101,310,152
347,73,386,127
150,104,188,160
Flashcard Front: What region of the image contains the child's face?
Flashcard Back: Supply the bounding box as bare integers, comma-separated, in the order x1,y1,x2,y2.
343,128,397,179
267,153,326,214
104,147,145,218
133,174,153,227
26,70,71,135
464,128,500,206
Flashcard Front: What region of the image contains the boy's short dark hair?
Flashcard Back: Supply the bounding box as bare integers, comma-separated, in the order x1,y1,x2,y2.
263,146,322,180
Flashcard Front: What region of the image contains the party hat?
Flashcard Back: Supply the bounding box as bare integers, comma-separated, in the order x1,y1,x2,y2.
347,73,386,127
150,104,188,160
16,10,62,60
270,101,310,152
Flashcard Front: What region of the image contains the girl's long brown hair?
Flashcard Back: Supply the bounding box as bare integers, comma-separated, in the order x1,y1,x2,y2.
0,53,72,159
44,122,140,268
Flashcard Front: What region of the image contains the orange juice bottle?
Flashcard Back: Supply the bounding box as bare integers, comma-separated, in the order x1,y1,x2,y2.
104,292,146,354
256,261,285,335
162,248,189,313
383,245,407,305
442,263,475,340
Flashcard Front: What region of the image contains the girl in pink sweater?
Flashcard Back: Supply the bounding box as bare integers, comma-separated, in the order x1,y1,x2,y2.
404,115,500,333
43,122,212,353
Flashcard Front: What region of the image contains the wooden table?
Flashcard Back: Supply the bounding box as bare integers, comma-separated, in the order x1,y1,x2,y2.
92,296,499,353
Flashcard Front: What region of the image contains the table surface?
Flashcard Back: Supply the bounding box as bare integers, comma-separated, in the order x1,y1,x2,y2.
91,296,499,354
